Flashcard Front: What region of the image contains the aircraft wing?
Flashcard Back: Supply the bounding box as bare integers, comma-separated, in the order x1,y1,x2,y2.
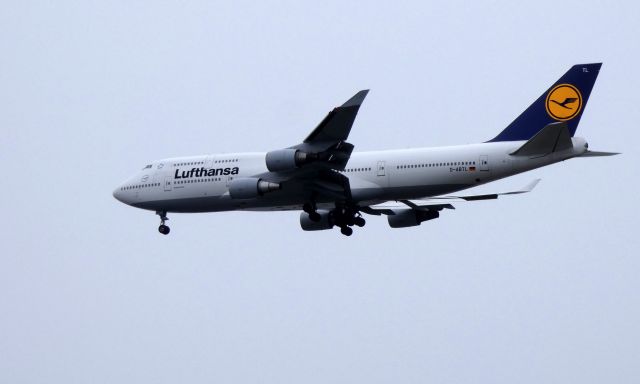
290,89,369,171
299,90,369,150
421,178,541,201
361,179,541,216
250,90,370,202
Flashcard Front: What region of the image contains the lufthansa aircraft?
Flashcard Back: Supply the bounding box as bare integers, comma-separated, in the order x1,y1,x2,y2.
114,63,617,236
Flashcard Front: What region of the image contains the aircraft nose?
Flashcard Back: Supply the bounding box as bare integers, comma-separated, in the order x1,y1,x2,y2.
113,186,126,203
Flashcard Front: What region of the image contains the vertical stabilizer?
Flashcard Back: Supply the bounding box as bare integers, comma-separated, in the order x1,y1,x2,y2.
489,63,601,142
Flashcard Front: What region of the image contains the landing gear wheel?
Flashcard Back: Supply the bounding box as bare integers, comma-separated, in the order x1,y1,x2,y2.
354,216,366,227
156,210,170,235
340,226,353,236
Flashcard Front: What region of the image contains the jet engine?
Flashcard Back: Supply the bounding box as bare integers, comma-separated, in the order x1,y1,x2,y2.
300,210,334,231
265,149,318,172
387,209,439,228
228,177,281,199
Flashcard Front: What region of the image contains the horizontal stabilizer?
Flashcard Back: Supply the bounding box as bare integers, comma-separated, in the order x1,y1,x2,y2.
579,150,621,157
510,122,572,157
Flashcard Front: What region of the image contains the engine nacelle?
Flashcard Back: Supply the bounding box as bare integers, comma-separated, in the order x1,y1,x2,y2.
300,210,334,231
228,177,280,199
387,209,439,228
265,148,317,172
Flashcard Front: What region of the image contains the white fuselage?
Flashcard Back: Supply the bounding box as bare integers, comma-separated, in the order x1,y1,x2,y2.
113,137,588,213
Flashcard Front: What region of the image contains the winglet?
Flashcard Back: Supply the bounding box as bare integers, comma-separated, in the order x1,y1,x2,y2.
341,90,369,108
303,90,370,144
501,178,541,195
522,178,541,192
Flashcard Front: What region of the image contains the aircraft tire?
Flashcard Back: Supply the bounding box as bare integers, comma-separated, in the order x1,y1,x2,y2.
340,226,353,236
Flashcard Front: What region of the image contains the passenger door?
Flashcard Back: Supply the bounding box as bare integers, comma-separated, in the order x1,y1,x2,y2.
377,161,386,176
376,160,389,187
479,155,489,171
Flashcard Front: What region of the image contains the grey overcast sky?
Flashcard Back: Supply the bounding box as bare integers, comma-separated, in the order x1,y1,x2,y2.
1,1,638,383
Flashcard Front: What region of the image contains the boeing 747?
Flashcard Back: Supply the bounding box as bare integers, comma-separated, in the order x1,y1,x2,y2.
113,63,617,236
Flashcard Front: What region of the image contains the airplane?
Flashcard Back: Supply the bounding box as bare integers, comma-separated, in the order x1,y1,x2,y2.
113,63,617,236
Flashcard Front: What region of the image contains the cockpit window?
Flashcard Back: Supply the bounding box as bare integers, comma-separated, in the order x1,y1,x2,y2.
142,164,152,170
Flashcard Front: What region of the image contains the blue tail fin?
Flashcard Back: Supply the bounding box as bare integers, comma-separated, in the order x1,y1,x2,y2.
489,63,602,142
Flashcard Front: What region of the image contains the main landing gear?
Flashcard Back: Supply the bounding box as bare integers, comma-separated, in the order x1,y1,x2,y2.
303,202,321,222
157,210,170,235
340,226,354,236
303,200,366,236
332,206,365,237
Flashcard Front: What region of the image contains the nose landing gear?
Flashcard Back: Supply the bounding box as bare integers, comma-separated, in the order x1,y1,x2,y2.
157,210,170,235
159,225,170,235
